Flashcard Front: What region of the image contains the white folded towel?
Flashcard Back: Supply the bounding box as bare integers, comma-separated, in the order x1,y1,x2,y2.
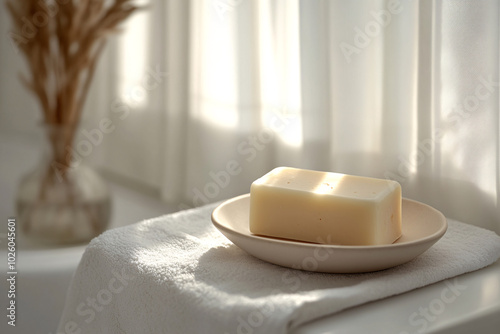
58,201,500,334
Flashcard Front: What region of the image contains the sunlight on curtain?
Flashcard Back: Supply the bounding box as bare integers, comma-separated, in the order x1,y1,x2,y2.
190,0,499,232
179,0,305,207
95,0,499,233
116,0,151,110
328,0,385,158
194,0,239,129
438,0,498,198
258,0,303,148
431,0,500,231
97,0,164,188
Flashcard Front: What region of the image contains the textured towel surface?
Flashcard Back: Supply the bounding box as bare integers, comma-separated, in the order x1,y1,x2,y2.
58,201,500,334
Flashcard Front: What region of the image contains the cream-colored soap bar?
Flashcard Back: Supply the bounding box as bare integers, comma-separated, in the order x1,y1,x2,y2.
249,167,402,245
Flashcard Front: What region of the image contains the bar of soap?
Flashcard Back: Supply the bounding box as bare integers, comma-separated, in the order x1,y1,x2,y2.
249,167,402,245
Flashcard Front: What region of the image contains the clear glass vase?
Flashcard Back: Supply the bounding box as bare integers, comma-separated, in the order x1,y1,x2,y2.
16,124,111,244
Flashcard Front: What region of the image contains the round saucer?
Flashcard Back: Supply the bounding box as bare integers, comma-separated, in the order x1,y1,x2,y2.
211,194,447,273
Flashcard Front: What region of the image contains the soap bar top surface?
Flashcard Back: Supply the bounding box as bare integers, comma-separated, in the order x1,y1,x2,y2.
253,167,396,200
249,167,402,245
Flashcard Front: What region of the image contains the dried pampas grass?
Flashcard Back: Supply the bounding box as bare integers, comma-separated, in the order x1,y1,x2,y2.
6,0,139,136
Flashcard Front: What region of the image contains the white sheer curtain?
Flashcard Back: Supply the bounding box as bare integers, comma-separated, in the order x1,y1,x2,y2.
91,0,499,233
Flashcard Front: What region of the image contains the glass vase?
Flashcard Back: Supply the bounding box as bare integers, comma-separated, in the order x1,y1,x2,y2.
15,123,111,244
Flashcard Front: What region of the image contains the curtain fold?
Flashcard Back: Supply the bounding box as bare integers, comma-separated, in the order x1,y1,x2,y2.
94,0,499,233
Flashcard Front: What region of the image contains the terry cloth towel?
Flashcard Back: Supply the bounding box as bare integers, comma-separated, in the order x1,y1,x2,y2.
57,201,500,334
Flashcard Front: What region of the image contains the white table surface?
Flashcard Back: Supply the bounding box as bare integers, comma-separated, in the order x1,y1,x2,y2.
292,260,500,334
1,132,499,334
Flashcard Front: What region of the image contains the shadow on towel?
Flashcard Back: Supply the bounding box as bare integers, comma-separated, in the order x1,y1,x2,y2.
194,243,372,298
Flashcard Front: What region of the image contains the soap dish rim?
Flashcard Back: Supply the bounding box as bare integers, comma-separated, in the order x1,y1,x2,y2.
211,193,448,273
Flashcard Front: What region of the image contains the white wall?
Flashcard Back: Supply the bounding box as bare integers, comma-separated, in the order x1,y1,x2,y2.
0,8,40,139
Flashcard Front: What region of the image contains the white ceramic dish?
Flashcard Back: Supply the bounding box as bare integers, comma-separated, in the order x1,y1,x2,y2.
211,194,447,273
